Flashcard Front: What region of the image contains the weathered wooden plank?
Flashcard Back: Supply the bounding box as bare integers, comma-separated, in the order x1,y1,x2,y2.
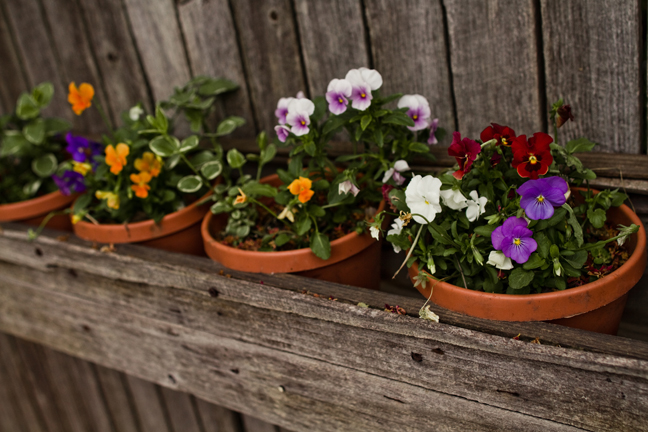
93,365,141,432
159,387,203,432
78,0,153,114
39,0,113,133
241,415,277,432
195,398,243,432
178,0,256,137
293,0,369,96
364,0,455,140
229,0,306,133
444,0,543,139
0,2,28,114
0,280,586,432
122,0,192,102
541,0,641,153
2,0,72,121
125,375,172,432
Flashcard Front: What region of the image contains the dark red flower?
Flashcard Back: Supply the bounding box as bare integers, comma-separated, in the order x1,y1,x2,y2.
448,131,481,180
511,132,553,179
480,123,516,147
556,105,574,128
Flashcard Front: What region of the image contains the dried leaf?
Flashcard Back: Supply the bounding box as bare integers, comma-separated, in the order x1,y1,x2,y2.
419,305,439,323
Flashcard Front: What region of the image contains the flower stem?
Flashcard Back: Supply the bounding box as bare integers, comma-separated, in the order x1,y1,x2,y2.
392,224,424,279
95,100,114,138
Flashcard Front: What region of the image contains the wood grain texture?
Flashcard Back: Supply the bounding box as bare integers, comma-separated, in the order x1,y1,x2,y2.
78,0,153,114
122,0,192,102
0,227,647,430
230,0,306,133
93,365,141,432
0,2,27,114
241,415,278,432
293,0,369,96
444,0,543,139
2,0,72,122
159,387,203,432
126,375,173,432
541,0,641,153
195,397,243,432
178,0,256,137
364,0,455,141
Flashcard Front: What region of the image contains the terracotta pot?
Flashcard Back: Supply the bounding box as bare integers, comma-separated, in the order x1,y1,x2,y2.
0,191,76,232
408,196,647,335
73,192,212,256
202,174,385,290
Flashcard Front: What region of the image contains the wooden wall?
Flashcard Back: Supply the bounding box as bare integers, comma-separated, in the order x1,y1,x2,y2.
0,0,644,153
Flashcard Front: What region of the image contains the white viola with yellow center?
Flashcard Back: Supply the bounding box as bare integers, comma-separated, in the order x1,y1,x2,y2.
405,174,442,224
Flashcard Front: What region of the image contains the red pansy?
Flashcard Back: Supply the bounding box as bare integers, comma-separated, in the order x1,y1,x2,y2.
511,132,553,179
448,131,481,180
480,123,516,147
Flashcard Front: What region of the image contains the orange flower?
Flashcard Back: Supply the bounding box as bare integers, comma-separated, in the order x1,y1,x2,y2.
130,171,152,198
105,143,129,175
288,176,314,203
68,82,94,115
233,188,247,205
134,152,162,177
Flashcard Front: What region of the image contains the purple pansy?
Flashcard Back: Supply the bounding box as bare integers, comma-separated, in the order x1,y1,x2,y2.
345,68,382,111
397,95,431,131
349,83,373,111
274,97,294,125
326,79,352,115
52,170,86,196
65,132,102,163
286,98,315,136
517,176,569,220
275,125,290,143
491,216,537,264
428,118,440,145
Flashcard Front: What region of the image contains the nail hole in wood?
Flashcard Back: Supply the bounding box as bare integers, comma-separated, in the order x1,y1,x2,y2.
68,269,78,277
107,52,118,62
496,389,520,397
82,325,91,332
432,348,444,355
269,10,278,21
230,368,239,374
35,247,43,256
410,352,423,362
168,374,176,384
208,287,219,297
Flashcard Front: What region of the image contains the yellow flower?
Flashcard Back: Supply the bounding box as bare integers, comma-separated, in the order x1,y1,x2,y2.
68,82,94,115
134,152,162,177
95,191,120,210
72,161,92,176
71,214,82,225
234,188,247,205
105,143,129,175
130,171,152,199
288,176,314,203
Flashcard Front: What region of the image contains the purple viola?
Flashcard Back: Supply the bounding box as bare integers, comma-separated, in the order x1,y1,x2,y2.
345,68,382,111
491,216,537,264
325,79,352,115
286,98,315,136
517,176,569,220
65,132,102,164
428,118,440,145
52,170,86,196
274,97,293,125
275,125,290,143
397,94,431,131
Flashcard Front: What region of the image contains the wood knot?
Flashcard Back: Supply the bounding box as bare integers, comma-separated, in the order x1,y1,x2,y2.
269,10,278,21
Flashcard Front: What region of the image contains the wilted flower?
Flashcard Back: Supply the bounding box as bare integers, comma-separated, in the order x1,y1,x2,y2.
465,190,488,222
428,118,440,145
517,176,568,220
370,225,380,240
448,132,481,180
491,216,537,264
382,160,411,185
234,188,247,205
338,180,360,196
52,171,86,196
68,82,94,115
511,132,553,179
286,98,315,136
325,79,352,115
556,105,574,128
387,218,405,253
405,175,442,224
440,188,467,210
397,94,431,131
486,250,514,270
278,206,295,222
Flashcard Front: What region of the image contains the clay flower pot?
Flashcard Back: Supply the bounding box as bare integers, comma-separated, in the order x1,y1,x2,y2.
408,199,647,335
73,192,212,256
0,191,76,232
201,174,384,290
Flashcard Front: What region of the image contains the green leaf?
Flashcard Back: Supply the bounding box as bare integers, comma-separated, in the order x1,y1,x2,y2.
149,135,178,157
522,253,545,270
177,175,203,193
226,148,246,169
16,94,40,120
304,141,316,156
31,153,57,178
408,142,430,153
179,135,199,153
310,232,331,260
473,225,497,237
509,268,534,289
562,249,588,269
382,111,415,127
210,201,231,214
360,115,372,131
275,233,291,247
322,116,347,135
32,82,54,107
198,78,238,96
260,144,277,165
165,154,181,169
565,137,597,154
155,105,169,133
373,128,384,147
563,204,583,247
388,189,409,213
44,118,71,136
294,217,312,236
201,161,223,180
354,125,363,141
309,205,325,218
0,132,30,156
73,193,92,214
587,208,606,229
242,182,276,197
23,119,45,144
534,232,551,259
216,116,245,136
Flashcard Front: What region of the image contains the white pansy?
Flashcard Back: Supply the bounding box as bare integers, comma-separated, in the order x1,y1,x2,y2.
465,190,488,222
386,218,405,253
382,160,411,183
440,188,467,210
129,106,144,121
405,175,443,224
486,251,514,270
346,67,383,90
327,78,352,95
370,226,380,240
287,98,315,116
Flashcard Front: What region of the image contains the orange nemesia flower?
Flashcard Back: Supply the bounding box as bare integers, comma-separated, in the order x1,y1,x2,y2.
105,143,129,175
288,176,314,203
134,152,162,177
130,171,152,199
68,82,95,115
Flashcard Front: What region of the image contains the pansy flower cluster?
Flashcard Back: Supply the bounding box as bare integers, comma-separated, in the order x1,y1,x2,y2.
373,102,638,294
52,133,102,196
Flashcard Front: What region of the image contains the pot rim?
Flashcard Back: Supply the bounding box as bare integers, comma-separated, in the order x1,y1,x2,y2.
0,190,76,222
201,174,385,273
408,195,647,322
